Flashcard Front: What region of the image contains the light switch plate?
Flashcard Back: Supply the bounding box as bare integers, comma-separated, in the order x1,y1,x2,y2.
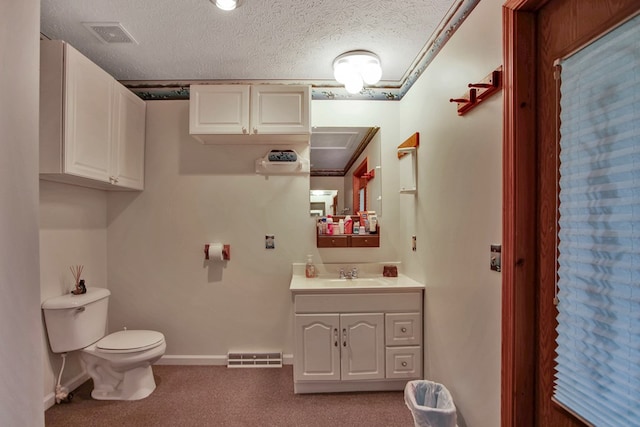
266,234,275,249
490,244,501,272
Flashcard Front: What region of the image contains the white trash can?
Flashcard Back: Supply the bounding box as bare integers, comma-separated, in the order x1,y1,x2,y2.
404,380,457,427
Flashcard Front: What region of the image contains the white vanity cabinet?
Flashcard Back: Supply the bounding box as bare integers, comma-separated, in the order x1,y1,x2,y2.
39,40,146,190
189,84,310,143
294,313,385,382
292,291,423,394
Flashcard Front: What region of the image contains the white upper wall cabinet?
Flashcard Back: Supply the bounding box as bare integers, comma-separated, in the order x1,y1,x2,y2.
189,84,310,144
40,40,146,191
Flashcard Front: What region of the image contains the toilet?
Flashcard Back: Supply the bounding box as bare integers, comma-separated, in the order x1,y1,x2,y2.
42,287,166,400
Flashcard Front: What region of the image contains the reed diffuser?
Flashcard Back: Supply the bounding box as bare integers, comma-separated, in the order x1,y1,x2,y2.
70,265,86,295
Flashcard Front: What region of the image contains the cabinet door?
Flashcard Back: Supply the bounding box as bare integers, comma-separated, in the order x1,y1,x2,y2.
340,313,385,381
189,85,250,134
250,85,310,134
294,314,340,381
112,84,146,189
64,44,114,182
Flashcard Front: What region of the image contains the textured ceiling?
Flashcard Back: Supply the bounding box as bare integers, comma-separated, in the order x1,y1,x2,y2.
39,0,478,100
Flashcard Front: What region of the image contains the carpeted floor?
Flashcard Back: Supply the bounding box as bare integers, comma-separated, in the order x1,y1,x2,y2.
45,365,414,426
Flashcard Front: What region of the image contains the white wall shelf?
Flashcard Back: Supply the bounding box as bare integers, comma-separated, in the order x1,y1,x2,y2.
398,147,417,194
255,150,310,175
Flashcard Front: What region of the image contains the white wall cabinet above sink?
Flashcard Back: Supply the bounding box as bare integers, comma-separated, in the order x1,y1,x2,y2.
39,40,146,191
189,84,310,144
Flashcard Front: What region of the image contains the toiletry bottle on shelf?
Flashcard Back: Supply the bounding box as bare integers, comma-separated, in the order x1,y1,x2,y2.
338,218,344,235
344,215,353,234
369,216,378,234
317,219,323,235
353,221,360,234
327,215,334,235
305,255,317,278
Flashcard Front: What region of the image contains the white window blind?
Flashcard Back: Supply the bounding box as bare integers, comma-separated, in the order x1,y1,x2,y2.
555,13,640,427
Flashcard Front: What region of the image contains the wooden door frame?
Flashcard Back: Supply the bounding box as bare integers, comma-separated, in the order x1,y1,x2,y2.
502,2,540,426
352,158,368,214
502,1,640,426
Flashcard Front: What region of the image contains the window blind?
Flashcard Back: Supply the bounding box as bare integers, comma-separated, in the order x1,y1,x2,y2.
554,13,640,427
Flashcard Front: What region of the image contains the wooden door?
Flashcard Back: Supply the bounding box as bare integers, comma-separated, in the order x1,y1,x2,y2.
502,1,640,426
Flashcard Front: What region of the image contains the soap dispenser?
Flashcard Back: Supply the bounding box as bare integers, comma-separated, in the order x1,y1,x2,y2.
305,255,317,278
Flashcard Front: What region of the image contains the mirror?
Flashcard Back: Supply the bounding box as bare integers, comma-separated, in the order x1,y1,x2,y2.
309,126,381,217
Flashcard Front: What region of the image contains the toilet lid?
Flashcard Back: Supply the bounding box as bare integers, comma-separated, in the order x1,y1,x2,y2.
97,330,164,354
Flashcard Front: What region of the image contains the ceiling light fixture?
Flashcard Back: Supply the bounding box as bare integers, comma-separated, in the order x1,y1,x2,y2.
333,50,382,94
214,0,237,11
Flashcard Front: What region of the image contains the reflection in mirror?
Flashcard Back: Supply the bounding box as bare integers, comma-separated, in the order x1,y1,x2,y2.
310,190,339,216
310,127,381,217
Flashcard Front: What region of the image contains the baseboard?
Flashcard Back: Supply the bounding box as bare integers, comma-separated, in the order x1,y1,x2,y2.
43,371,90,410
156,354,294,366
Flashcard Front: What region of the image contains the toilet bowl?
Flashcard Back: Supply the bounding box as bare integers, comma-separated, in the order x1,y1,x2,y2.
81,330,166,400
42,288,166,401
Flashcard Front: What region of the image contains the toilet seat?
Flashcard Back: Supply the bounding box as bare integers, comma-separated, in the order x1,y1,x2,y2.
96,330,164,354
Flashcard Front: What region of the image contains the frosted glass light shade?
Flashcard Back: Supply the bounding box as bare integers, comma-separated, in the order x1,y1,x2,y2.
361,60,383,85
215,0,237,10
333,50,381,94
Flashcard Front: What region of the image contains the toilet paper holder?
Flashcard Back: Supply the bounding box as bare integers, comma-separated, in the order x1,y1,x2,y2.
204,244,231,261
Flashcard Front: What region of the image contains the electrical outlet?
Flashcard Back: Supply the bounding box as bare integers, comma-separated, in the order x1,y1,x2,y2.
412,235,417,252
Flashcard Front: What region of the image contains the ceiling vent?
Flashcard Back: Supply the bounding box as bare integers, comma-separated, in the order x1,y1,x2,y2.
83,22,137,44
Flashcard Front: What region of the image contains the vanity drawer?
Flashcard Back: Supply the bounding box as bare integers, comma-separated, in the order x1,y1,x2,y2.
385,312,422,346
317,235,348,247
385,346,421,379
350,234,379,247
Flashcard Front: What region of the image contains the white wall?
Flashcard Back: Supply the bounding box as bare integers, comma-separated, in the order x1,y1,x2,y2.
398,1,503,426
39,181,108,404
104,99,403,362
0,1,44,425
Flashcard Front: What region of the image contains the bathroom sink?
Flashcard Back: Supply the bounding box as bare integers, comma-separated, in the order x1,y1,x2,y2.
326,278,391,286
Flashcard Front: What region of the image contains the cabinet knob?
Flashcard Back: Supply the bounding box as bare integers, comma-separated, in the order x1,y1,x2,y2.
401,327,407,333
402,361,408,367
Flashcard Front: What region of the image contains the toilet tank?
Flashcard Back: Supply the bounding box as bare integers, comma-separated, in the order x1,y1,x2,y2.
42,287,110,353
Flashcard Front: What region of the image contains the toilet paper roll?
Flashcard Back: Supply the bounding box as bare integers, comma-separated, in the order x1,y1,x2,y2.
207,243,225,261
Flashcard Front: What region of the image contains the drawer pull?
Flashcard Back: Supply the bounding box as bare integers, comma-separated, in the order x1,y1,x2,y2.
401,327,407,333
402,361,408,367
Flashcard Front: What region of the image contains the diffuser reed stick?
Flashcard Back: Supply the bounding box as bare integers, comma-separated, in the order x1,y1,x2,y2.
70,265,84,295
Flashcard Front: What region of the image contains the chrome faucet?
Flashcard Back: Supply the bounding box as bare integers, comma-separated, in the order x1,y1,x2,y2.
339,267,359,279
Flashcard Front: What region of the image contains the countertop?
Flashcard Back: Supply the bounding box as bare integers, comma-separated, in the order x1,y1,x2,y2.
289,262,425,293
